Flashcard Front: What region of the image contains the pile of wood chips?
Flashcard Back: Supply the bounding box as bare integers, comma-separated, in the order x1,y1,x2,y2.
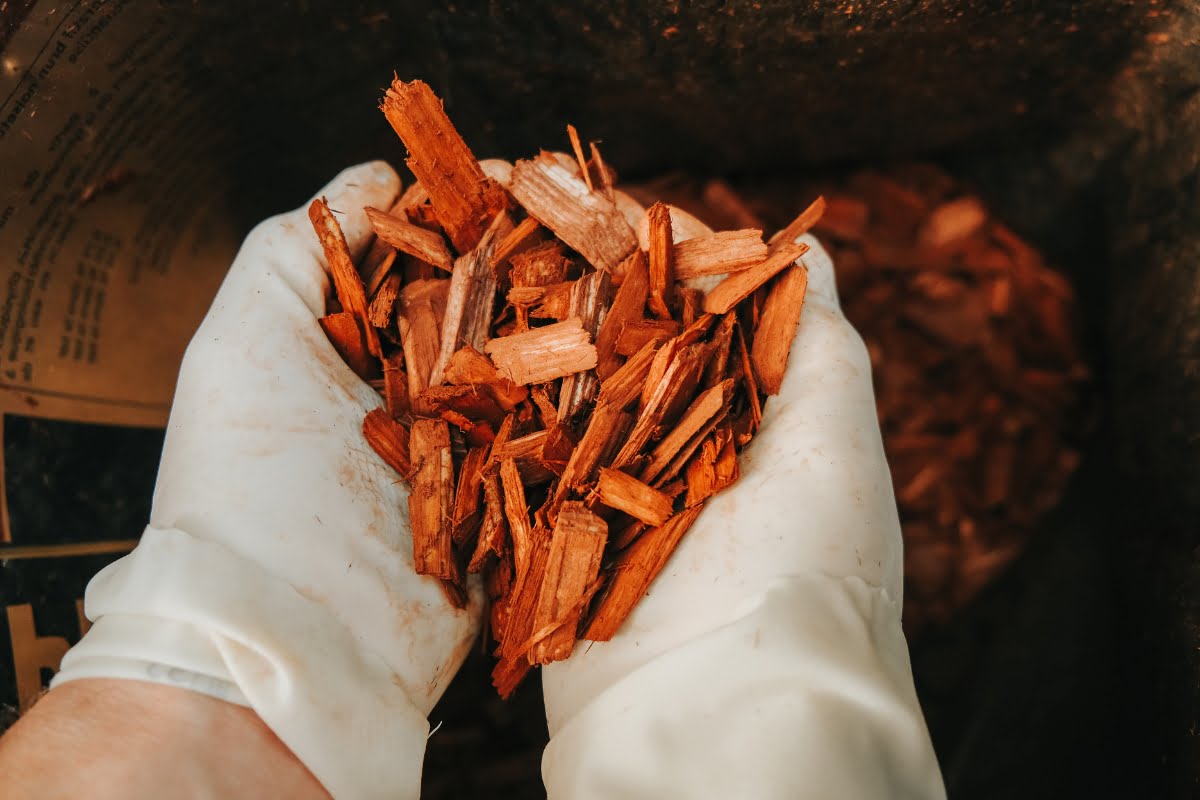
309,79,824,696
626,166,1092,630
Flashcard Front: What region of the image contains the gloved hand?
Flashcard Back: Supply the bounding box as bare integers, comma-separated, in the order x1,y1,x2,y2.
541,229,947,799
52,162,482,800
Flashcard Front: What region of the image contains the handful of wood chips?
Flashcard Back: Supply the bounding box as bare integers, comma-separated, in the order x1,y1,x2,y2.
308,79,821,696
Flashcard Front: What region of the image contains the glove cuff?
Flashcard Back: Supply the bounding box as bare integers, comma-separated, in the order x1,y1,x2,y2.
53,527,429,800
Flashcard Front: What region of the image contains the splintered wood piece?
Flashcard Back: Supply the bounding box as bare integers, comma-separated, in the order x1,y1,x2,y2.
493,531,550,696
485,318,598,385
652,406,730,490
362,408,413,480
680,288,703,327
361,239,397,297
397,279,449,415
531,501,607,663
685,427,739,507
595,468,673,526
558,270,612,421
493,431,556,486
527,282,575,320
594,250,649,379
566,124,594,192
468,470,508,573
430,232,498,387
584,506,705,641
552,402,634,509
612,344,708,471
704,241,809,314
531,386,559,429
310,198,382,358
443,346,529,411
673,229,768,279
540,423,575,476
499,457,536,578
368,271,403,330
598,341,660,410
646,202,675,319
452,447,489,545
319,312,374,380
508,154,637,272
639,379,734,484
365,206,454,272
381,79,508,253
702,313,737,390
769,195,826,248
510,241,570,288
382,352,410,419
734,319,763,430
751,264,809,395
420,385,506,428
588,141,615,199
408,419,458,580
615,319,682,356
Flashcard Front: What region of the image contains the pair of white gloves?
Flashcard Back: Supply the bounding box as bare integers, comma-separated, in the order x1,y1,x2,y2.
53,162,946,799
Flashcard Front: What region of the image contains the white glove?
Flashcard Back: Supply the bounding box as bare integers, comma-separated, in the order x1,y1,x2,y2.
53,162,482,800
541,233,946,799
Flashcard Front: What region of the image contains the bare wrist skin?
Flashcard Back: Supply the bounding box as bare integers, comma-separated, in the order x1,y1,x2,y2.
0,679,329,799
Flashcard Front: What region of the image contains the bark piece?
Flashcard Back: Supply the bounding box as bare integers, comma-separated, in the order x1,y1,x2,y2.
509,241,570,288
509,154,637,272
526,282,575,321
646,202,674,319
408,419,458,580
672,229,768,279
430,233,498,387
397,279,450,415
595,468,673,527
362,408,413,481
612,344,709,471
485,318,598,385
365,206,454,272
531,501,607,664
594,250,649,379
551,402,634,509
492,216,543,273
751,264,809,395
558,270,612,421
584,506,705,642
310,198,382,358
420,384,506,428
703,241,810,314
381,79,508,253
734,319,763,431
492,531,550,697
493,431,556,486
319,312,374,380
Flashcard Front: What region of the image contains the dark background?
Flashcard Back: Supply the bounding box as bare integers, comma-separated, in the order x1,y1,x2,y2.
4,1,1199,796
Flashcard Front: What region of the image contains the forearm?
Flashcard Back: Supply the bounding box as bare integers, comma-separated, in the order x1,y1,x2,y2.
0,679,329,799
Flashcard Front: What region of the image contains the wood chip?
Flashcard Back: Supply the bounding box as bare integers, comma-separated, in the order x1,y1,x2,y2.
485,318,598,385
310,198,382,358
362,408,413,480
751,264,809,395
365,206,454,272
509,153,637,272
614,318,681,356
646,202,674,319
381,79,508,253
703,241,809,314
594,250,649,378
319,312,374,380
557,270,611,422
769,195,826,248
584,506,704,641
408,419,458,581
595,468,673,526
443,346,529,411
430,231,498,387
397,279,449,415
673,229,768,279
530,501,607,663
